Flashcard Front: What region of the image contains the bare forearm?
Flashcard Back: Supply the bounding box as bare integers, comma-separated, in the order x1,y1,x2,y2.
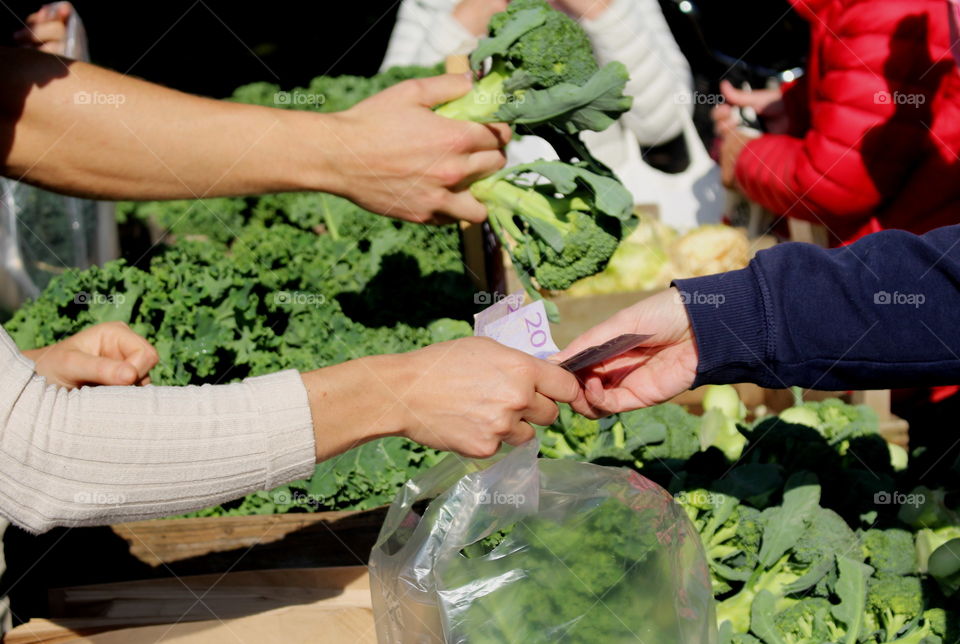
0,47,333,200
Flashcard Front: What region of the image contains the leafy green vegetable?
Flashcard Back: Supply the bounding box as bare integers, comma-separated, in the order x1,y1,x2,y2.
440,498,674,643
470,160,633,313
435,0,631,134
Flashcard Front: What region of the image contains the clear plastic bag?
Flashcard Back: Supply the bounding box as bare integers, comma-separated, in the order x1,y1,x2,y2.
0,3,118,311
369,440,717,643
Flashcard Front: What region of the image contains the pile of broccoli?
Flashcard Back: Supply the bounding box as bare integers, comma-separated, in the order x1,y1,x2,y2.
538,389,960,643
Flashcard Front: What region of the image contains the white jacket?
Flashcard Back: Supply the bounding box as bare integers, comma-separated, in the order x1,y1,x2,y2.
380,0,694,145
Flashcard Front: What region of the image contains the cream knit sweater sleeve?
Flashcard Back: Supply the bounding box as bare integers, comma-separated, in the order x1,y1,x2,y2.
0,327,316,533
379,0,693,145
582,0,694,145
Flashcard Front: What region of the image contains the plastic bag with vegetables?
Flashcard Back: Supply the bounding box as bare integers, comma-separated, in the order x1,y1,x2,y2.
368,440,717,643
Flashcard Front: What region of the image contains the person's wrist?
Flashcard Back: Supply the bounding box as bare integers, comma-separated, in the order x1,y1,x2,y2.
302,354,406,461
274,110,346,196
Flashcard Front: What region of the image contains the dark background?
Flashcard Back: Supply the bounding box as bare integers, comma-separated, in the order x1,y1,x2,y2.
0,1,405,97
0,1,807,98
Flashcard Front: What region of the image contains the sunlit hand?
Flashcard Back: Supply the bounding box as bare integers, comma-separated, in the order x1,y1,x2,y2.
326,74,510,225
13,2,73,55
711,80,788,136
453,0,508,35
23,321,159,389
551,288,698,417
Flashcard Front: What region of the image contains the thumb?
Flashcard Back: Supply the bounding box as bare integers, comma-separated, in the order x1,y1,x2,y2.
409,73,474,108
719,80,756,108
63,351,139,386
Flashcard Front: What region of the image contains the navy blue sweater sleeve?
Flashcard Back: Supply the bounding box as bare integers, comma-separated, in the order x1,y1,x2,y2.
672,226,960,390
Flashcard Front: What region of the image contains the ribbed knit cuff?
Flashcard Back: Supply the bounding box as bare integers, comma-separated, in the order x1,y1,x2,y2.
243,370,316,489
672,265,772,387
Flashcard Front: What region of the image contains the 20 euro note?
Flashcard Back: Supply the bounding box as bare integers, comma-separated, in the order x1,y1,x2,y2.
474,297,559,360
474,295,653,371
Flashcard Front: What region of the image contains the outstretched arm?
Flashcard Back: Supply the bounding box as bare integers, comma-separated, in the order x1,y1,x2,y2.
3,327,579,533
555,225,960,416
0,47,509,223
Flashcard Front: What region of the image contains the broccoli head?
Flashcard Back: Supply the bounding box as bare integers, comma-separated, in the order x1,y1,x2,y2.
771,598,845,644
487,0,598,89
861,528,918,576
471,161,632,308
865,573,925,641
435,0,631,134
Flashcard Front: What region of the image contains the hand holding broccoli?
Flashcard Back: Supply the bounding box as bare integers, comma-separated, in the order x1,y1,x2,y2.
325,74,511,225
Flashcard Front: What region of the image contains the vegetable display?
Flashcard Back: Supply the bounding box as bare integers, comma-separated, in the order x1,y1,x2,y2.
5,7,958,639
539,393,960,643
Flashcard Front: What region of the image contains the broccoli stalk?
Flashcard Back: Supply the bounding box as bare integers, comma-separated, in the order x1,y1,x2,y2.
435,65,512,122
716,554,801,632
865,574,925,641
469,161,632,312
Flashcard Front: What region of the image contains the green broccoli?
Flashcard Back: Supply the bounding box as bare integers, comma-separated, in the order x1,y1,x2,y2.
861,528,918,576
865,573,926,641
677,490,761,594
470,161,632,308
885,609,958,644
771,597,845,644
435,0,631,135
715,482,862,633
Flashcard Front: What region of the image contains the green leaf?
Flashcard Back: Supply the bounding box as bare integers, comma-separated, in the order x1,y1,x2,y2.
831,555,872,644
758,475,820,567
749,590,786,644
494,62,633,134
468,8,546,70
506,161,634,222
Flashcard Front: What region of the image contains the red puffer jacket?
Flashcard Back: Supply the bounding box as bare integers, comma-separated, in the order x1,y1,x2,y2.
735,0,960,245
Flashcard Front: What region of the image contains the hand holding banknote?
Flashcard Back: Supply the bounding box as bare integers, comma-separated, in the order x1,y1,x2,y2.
551,288,699,417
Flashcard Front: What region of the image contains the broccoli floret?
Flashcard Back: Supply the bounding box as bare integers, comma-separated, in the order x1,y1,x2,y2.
772,598,845,644
526,211,618,289
470,161,632,307
865,573,925,640
435,0,630,133
886,608,958,644
861,528,918,576
488,0,597,88
716,500,861,633
676,491,761,594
